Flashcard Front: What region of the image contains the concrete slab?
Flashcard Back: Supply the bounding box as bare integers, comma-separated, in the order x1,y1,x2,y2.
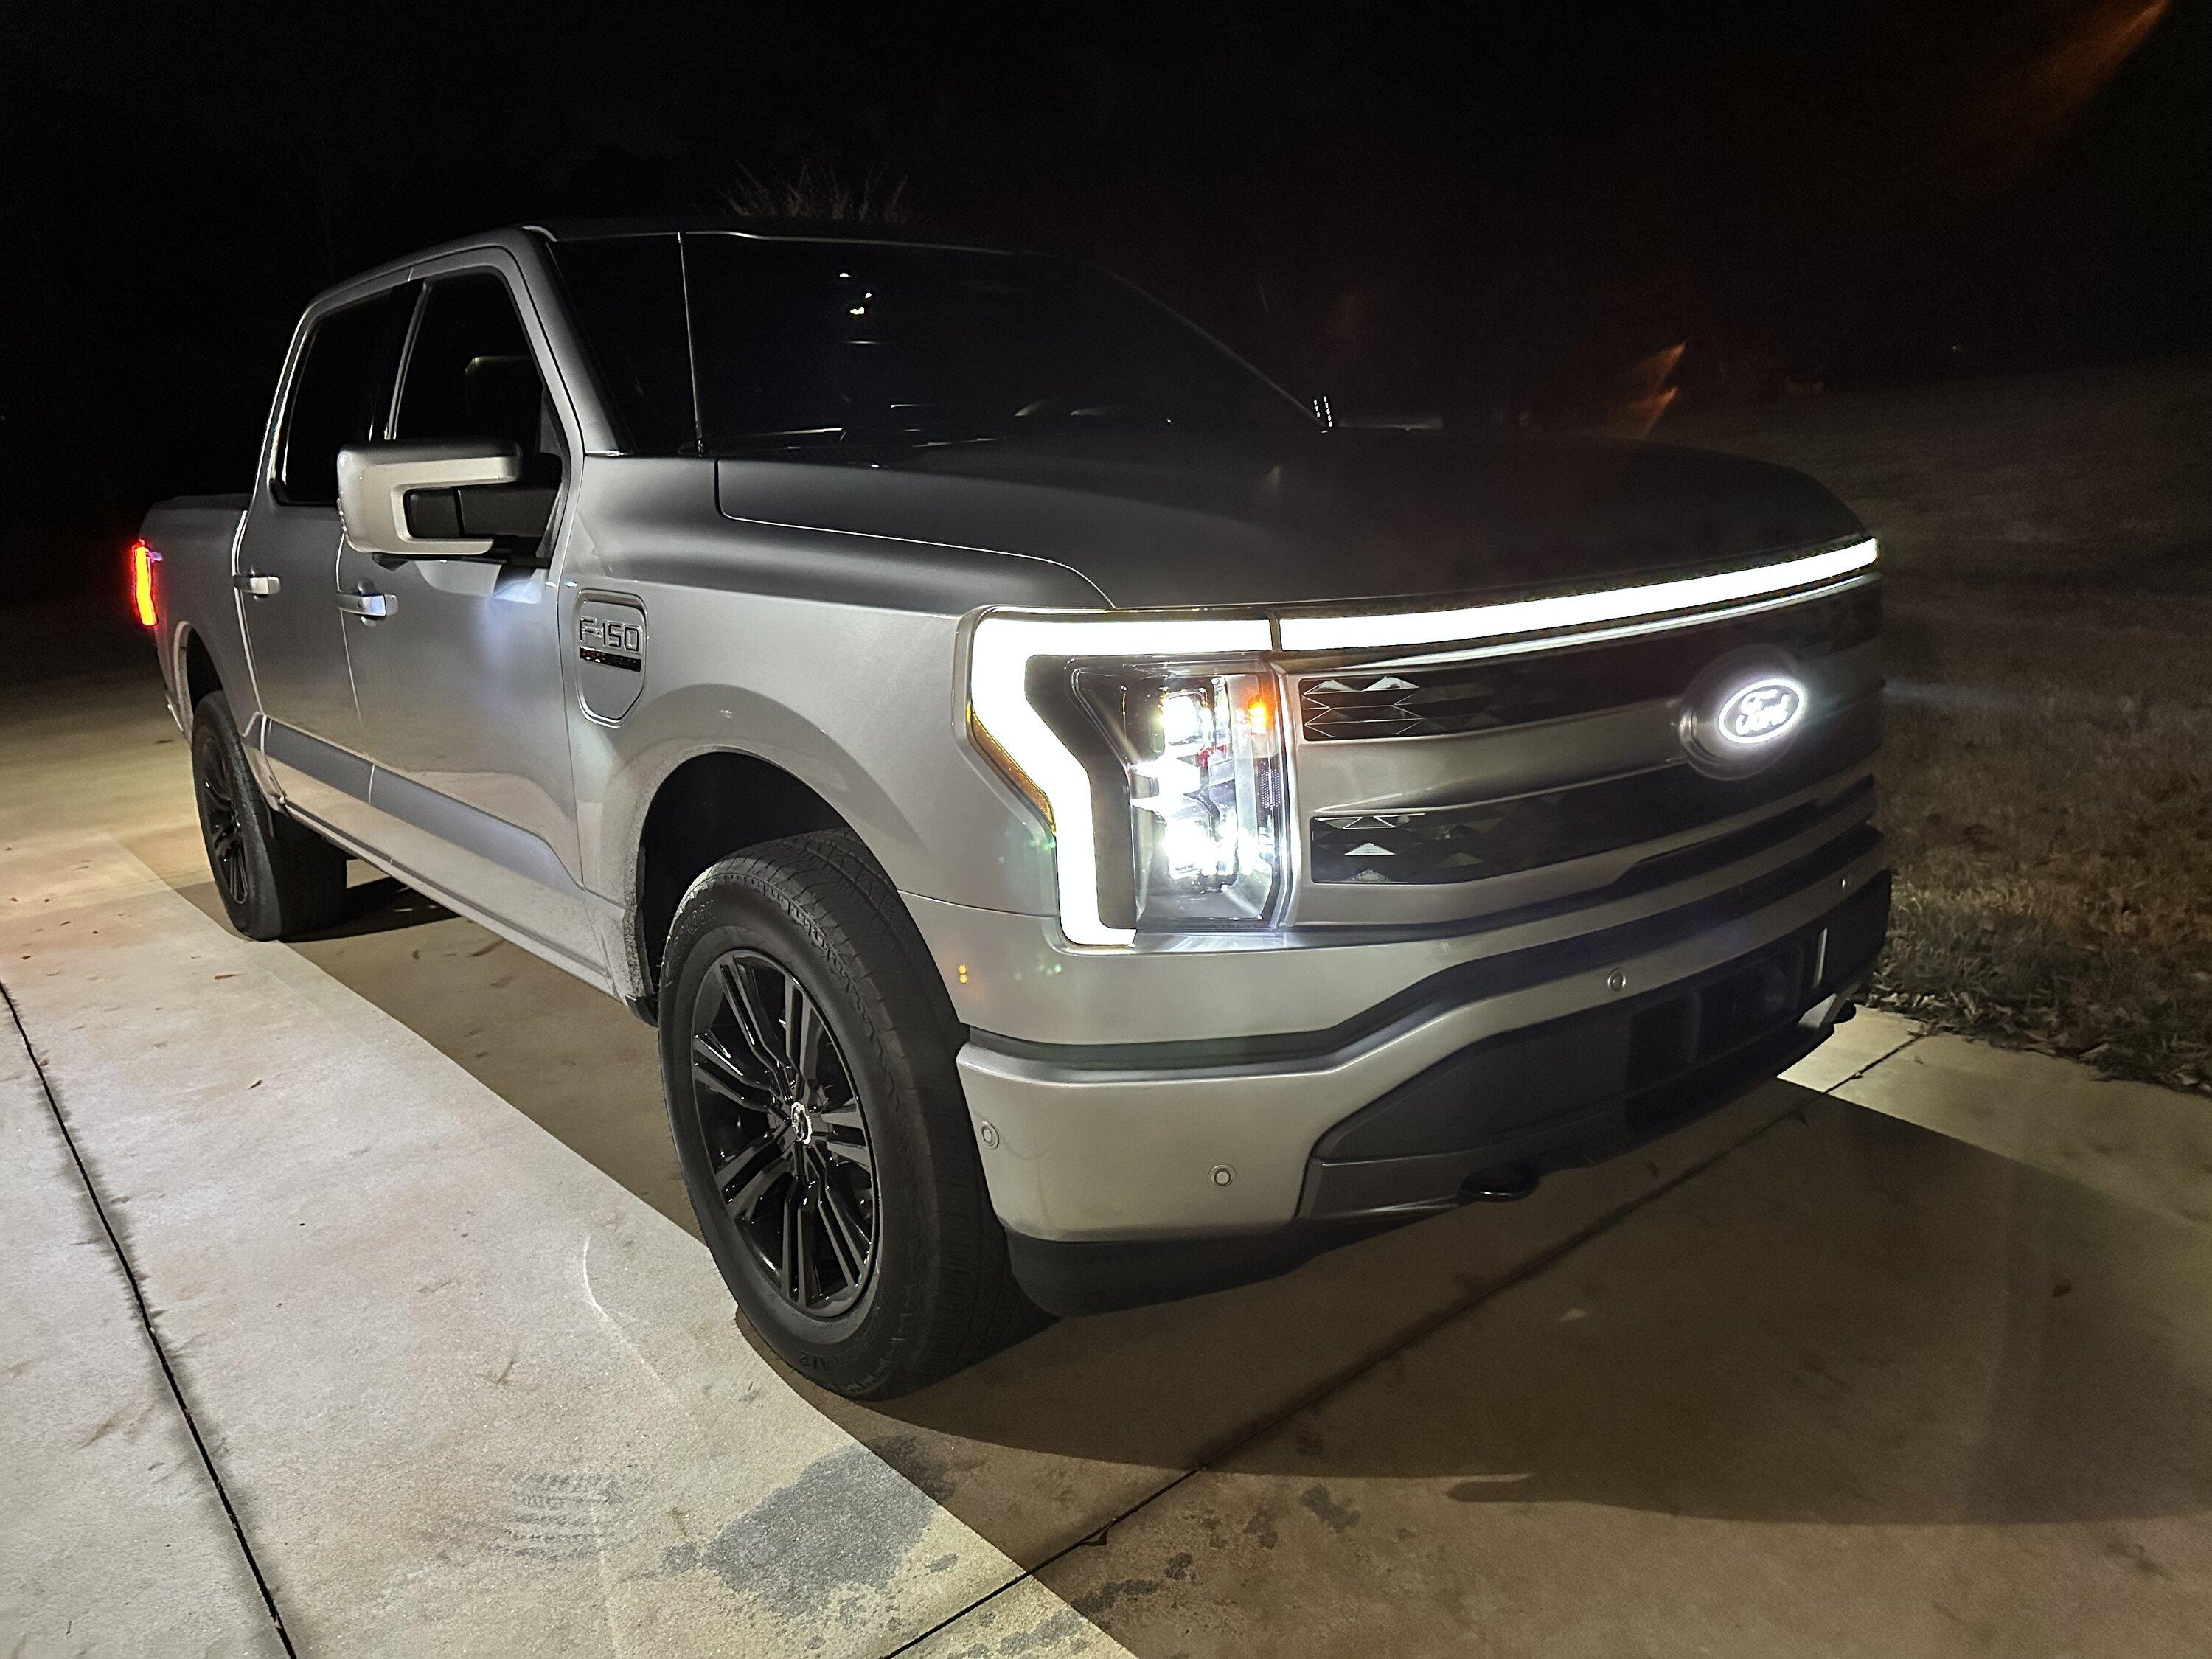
15,671,2211,1658
1836,1032,2212,1233
905,1576,1133,1657
810,1077,1813,1566
0,830,1048,1656
4,675,1840,1581
813,1004,1911,1569
1026,1101,2212,1657
1780,1005,1921,1093
0,1012,286,1657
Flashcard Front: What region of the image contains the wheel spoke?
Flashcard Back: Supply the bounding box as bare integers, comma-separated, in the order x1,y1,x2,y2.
790,993,824,1083
726,1147,793,1222
712,1136,782,1202
818,1177,869,1284
718,959,786,1080
693,1034,772,1105
818,1135,872,1172
782,1191,805,1303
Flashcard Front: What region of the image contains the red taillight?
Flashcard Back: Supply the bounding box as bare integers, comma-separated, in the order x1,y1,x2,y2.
128,539,159,628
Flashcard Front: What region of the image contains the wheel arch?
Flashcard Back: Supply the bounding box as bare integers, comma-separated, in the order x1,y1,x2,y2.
175,622,223,714
631,748,865,1008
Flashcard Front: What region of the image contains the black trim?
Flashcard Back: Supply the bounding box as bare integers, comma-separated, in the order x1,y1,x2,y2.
1302,877,1889,1203
970,822,1882,1074
1310,693,1882,885
1006,1220,1397,1318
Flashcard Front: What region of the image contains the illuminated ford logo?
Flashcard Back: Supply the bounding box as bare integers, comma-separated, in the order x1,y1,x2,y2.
1719,679,1804,745
1677,661,1809,778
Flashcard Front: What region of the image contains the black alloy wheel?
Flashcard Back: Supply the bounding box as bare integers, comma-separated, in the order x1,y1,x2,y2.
198,746,251,911
655,832,1038,1397
686,948,878,1318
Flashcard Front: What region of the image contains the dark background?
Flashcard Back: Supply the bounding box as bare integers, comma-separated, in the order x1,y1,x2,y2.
1,0,2201,602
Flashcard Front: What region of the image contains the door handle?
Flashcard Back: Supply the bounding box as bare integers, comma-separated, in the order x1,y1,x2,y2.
337,590,394,619
233,572,281,597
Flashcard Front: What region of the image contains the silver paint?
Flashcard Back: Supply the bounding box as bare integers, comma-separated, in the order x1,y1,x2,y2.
143,223,1890,1255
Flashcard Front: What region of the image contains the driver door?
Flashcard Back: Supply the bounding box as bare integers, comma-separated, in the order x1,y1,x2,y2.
334,264,598,978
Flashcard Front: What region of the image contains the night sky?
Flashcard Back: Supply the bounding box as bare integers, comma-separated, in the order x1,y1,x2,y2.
2,0,2202,593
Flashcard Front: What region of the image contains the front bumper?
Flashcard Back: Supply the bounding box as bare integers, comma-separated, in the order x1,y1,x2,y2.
953,835,1889,1314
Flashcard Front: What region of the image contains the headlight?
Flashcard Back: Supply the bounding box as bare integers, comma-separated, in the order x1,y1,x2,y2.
1069,664,1286,930
964,612,1281,946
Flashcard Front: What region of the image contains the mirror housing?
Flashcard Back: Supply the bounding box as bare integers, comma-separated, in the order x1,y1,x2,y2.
336,439,524,558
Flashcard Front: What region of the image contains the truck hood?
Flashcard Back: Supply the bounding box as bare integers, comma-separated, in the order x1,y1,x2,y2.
712,428,1865,612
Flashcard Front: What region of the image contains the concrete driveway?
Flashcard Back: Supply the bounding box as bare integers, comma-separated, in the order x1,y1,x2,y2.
5,672,2209,1657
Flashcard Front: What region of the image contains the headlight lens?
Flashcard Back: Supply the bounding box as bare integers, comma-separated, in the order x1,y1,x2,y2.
1069,665,1286,930
963,611,1281,946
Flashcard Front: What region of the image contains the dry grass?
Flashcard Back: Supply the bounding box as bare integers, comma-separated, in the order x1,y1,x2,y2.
1670,358,2212,1096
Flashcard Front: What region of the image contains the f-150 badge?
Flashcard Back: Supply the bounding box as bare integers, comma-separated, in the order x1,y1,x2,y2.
577,596,647,722
577,612,644,670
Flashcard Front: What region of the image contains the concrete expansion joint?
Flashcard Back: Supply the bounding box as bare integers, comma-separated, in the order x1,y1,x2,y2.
1821,1028,1929,1096
0,975,299,1659
887,1079,1818,1658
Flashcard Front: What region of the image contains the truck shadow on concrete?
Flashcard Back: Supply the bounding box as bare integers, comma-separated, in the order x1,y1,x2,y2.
179,870,453,939
848,1103,2212,1537
223,874,2212,1549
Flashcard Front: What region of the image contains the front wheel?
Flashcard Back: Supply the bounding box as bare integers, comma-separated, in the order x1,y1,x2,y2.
656,832,1037,1398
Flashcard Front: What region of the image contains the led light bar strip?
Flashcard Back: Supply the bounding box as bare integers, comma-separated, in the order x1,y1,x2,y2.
968,612,1272,946
1276,538,1879,653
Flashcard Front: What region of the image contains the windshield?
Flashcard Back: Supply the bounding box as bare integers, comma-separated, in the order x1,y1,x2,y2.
683,236,1314,454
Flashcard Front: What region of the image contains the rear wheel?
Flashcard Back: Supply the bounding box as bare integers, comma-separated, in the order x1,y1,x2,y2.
190,692,349,940
657,832,1037,1398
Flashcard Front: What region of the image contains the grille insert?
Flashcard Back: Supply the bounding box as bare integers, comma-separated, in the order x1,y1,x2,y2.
1310,697,1881,885
1297,582,1879,742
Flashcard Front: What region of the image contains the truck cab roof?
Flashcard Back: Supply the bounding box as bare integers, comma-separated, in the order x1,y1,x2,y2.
525,216,1023,254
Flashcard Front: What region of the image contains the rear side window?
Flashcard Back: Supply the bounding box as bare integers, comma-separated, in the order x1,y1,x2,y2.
543,235,695,455
276,289,414,504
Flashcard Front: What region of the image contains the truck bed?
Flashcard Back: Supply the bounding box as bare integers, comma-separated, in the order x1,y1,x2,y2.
137,494,252,727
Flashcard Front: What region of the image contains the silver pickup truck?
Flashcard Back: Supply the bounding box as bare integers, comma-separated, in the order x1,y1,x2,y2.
135,219,1888,1397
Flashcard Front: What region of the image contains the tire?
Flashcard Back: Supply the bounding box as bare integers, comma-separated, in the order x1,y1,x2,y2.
190,692,349,941
656,830,1037,1398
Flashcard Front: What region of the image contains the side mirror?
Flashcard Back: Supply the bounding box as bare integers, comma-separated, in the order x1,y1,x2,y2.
336,439,523,558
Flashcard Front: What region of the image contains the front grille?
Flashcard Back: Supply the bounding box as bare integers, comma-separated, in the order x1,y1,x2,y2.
1297,582,1879,742
1310,695,1881,885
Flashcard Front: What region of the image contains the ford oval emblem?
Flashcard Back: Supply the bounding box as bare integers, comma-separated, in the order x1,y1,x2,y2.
1719,679,1804,745
1677,661,1809,778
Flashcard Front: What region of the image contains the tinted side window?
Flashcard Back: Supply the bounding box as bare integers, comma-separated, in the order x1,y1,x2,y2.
394,274,558,463
543,235,695,455
276,289,414,504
